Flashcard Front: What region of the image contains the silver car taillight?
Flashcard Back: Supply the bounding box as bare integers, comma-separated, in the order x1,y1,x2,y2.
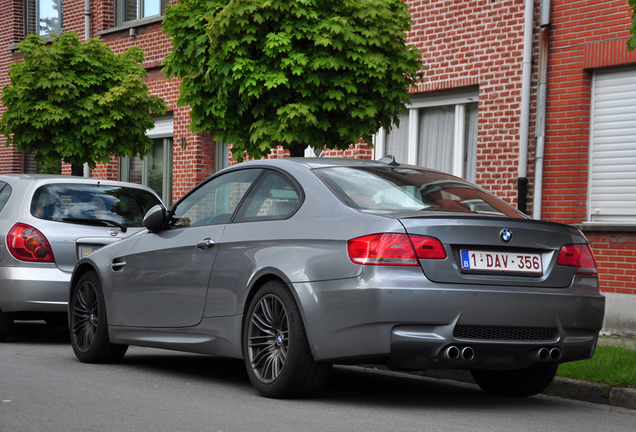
6,223,55,263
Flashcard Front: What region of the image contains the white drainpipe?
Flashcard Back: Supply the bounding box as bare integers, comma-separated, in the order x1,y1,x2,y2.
517,0,535,212
533,0,551,220
83,0,91,177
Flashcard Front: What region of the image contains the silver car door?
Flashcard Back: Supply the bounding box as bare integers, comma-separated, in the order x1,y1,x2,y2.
115,169,263,328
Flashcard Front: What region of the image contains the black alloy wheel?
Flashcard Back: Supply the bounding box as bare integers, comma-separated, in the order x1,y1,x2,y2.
243,280,331,398
70,271,127,363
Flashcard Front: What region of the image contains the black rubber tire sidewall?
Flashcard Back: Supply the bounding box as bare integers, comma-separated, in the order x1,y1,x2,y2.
471,362,559,397
242,280,330,398
69,271,128,363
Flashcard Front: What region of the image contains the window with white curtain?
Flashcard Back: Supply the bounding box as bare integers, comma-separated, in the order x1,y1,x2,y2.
379,89,479,183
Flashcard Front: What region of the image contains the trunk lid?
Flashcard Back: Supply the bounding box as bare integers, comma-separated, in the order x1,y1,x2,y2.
399,215,586,288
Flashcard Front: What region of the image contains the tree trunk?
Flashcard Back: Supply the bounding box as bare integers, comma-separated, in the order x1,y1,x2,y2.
289,143,305,158
71,164,84,176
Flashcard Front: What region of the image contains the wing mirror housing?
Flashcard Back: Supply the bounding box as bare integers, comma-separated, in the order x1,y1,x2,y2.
143,204,167,233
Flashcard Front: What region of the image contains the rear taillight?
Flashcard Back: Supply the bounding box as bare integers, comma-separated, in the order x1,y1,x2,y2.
7,223,55,263
347,233,446,266
556,243,597,275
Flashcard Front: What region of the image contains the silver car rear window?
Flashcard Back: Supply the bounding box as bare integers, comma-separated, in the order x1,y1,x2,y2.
0,181,11,213
314,166,524,218
30,184,161,227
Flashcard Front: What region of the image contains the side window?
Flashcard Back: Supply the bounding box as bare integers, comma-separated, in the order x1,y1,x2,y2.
0,182,12,213
234,171,302,222
169,169,262,228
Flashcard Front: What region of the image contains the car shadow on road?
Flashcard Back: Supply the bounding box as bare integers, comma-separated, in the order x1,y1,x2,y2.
5,320,70,344
115,349,568,411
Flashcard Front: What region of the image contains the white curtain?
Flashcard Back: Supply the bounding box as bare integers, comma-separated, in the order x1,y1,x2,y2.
417,106,455,172
385,111,410,164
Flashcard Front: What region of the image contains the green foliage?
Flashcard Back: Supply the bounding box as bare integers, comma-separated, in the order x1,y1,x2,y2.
163,0,424,161
0,32,168,169
629,0,636,51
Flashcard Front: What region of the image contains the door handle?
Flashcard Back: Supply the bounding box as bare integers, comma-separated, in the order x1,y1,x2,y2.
195,238,215,250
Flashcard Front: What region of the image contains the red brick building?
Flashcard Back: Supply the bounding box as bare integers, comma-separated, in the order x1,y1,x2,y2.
1,0,635,332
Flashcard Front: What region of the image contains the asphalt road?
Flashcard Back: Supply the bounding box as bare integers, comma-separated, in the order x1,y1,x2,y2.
2,322,635,432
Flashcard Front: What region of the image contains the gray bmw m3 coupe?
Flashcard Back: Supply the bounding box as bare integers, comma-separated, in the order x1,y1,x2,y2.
68,157,605,398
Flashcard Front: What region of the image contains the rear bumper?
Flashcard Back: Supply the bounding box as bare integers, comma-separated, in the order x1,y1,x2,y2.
294,266,605,367
0,266,70,313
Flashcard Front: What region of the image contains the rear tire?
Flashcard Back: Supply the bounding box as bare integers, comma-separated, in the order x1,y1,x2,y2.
471,362,558,397
243,280,331,398
0,309,13,342
70,271,128,363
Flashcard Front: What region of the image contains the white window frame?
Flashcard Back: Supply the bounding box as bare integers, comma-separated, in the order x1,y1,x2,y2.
115,0,169,27
587,67,636,224
375,89,479,182
119,115,174,206
25,0,63,37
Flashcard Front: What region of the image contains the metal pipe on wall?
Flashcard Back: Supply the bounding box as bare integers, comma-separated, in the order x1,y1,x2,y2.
533,0,552,220
517,0,535,213
83,0,91,177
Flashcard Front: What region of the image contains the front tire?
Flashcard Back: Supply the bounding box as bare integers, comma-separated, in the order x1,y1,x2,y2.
70,271,128,363
471,362,558,397
243,280,331,398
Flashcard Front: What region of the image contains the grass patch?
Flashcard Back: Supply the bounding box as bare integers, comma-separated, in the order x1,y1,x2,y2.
557,341,636,388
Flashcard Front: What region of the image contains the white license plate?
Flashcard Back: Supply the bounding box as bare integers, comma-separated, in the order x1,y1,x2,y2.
460,250,543,274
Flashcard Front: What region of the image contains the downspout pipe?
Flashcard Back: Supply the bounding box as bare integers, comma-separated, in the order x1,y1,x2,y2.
533,0,551,220
83,0,91,177
517,0,535,213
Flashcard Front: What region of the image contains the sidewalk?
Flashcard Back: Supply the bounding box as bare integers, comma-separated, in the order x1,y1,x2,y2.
419,336,636,410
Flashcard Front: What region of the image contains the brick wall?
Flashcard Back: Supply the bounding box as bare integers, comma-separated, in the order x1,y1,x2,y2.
405,0,540,208
542,0,635,224
0,1,27,174
543,0,636,295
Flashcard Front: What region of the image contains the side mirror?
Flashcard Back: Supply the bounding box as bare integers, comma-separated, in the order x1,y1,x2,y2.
143,204,167,233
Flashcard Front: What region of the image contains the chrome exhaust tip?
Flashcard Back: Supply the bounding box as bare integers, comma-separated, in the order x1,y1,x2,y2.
461,346,475,361
537,347,550,362
445,346,460,360
550,347,562,361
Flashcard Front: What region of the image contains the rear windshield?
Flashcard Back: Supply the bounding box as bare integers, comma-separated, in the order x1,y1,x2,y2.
314,166,524,218
0,181,11,213
31,184,161,227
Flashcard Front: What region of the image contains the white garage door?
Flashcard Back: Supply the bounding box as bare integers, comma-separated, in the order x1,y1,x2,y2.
589,68,636,223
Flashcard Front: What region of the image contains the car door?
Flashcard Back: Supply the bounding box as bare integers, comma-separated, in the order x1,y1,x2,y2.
202,169,304,317
115,169,263,327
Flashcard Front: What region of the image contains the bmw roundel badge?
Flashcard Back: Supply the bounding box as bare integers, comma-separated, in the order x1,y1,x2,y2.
500,229,512,242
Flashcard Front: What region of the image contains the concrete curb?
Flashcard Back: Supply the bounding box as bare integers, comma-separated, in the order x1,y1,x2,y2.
421,370,636,409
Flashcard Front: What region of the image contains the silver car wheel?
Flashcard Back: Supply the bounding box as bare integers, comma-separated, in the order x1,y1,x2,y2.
71,279,99,352
247,293,289,383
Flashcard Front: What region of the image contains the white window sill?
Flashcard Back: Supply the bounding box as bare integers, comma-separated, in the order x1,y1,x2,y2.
573,222,636,233
98,15,164,37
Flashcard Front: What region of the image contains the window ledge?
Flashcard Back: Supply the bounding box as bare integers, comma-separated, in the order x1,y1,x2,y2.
8,34,56,52
573,222,636,233
98,15,164,37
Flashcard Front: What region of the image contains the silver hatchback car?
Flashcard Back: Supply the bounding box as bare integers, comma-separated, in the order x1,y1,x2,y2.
0,174,162,340
68,158,605,398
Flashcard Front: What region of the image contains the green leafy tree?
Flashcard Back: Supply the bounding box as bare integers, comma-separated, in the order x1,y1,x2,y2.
1,32,168,175
163,0,424,161
629,0,636,51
